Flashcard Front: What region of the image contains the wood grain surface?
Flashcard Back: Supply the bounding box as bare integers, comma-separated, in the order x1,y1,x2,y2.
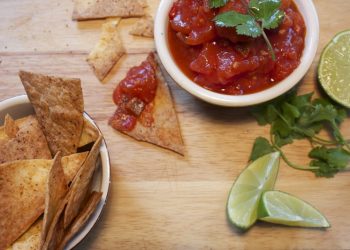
1,0,350,249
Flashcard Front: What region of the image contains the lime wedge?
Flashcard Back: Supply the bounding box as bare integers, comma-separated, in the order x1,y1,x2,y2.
318,30,350,108
258,191,330,228
227,152,280,230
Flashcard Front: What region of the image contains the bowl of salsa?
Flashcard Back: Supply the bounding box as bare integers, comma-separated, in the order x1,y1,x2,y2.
155,0,319,106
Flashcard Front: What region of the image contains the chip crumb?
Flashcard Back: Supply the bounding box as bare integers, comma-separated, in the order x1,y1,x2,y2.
72,0,146,21
130,15,154,38
87,18,125,81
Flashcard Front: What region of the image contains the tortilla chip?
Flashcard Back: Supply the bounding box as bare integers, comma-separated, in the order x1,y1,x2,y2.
19,71,84,156
4,114,19,138
72,0,145,21
109,53,185,155
78,118,99,148
40,152,68,248
61,152,89,185
0,116,30,140
130,15,154,38
64,136,102,229
0,159,52,249
59,191,102,249
7,218,42,250
87,19,125,81
0,115,52,164
41,198,67,250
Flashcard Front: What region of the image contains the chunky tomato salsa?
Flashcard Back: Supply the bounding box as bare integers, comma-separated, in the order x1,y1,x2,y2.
168,0,306,95
110,54,158,131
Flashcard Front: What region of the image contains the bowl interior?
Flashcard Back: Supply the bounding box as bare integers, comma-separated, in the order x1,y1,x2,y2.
0,95,110,250
155,0,319,107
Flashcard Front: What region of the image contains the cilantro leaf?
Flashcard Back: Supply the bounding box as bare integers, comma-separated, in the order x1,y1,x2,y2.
309,147,350,177
249,137,275,161
209,0,229,8
274,133,293,147
249,0,285,29
298,104,338,126
290,92,313,111
272,119,291,138
236,19,262,38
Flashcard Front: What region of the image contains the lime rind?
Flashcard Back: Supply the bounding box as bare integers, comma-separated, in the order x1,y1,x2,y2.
258,191,330,228
318,29,350,108
226,152,280,230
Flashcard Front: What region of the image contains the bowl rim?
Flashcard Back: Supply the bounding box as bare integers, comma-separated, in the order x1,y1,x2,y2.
155,0,320,107
0,94,111,250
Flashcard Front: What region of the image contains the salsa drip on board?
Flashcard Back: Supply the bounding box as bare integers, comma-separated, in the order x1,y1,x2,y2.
168,0,306,95
110,54,158,131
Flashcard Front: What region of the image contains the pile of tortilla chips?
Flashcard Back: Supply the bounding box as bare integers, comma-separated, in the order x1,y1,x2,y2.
0,71,104,250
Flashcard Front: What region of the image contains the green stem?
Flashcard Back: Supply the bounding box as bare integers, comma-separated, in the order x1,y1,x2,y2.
273,145,319,171
331,121,350,151
312,135,337,145
260,28,276,61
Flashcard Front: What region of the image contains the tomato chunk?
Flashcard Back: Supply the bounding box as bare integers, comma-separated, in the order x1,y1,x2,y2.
110,54,158,131
169,0,216,45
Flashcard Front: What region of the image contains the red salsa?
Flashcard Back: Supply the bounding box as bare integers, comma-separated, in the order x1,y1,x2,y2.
109,54,158,131
168,0,306,95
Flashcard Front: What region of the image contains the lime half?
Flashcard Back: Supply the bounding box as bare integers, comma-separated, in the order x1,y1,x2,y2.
318,30,350,108
227,152,280,230
258,191,330,228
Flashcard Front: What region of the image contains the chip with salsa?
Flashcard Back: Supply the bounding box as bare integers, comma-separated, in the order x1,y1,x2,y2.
109,52,184,155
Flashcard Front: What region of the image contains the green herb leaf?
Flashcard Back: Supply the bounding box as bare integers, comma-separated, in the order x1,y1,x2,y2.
272,119,291,138
236,19,262,38
209,0,229,8
249,137,276,161
249,0,285,29
214,11,263,37
309,146,350,177
298,104,338,127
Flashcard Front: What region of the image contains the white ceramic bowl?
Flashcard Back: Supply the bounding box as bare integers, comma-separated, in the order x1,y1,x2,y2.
0,95,111,250
155,0,319,107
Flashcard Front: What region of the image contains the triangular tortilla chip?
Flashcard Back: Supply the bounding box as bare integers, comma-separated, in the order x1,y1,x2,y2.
4,114,19,138
109,53,184,155
61,152,89,185
40,152,68,249
72,0,145,21
87,19,125,81
19,71,84,156
41,198,67,250
59,191,102,249
0,115,52,164
7,218,42,250
0,116,31,140
78,118,100,148
64,136,102,229
130,15,154,38
0,159,52,249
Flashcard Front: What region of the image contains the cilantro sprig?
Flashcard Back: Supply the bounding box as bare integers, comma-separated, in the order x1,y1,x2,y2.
209,0,229,8
250,90,350,177
211,0,285,60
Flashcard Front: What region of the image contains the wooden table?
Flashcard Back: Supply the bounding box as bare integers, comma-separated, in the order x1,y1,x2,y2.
1,1,350,249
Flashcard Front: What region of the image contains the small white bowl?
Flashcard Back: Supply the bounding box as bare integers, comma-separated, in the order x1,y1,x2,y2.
0,95,111,250
155,0,319,107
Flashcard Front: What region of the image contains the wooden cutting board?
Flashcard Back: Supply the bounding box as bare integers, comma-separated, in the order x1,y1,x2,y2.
1,0,350,249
